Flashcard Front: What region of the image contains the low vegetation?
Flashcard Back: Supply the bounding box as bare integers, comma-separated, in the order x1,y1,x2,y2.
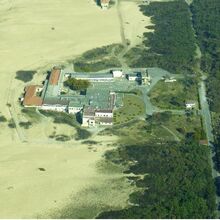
114,94,145,125
0,115,7,122
39,110,91,140
39,110,78,127
74,58,121,72
8,119,16,128
21,108,41,122
149,78,198,110
73,44,123,72
19,121,32,129
80,44,123,60
15,70,36,82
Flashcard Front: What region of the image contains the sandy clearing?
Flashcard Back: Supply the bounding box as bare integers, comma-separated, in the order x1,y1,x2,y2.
120,0,154,47
0,142,111,218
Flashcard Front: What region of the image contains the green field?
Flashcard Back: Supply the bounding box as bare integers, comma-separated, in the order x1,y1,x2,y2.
113,94,145,125
149,79,198,110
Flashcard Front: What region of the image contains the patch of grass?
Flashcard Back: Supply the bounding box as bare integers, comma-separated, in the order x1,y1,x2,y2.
39,110,79,127
75,128,91,140
81,44,116,60
96,159,124,175
55,135,71,142
15,70,36,82
114,94,145,125
149,79,198,110
73,44,123,72
74,57,121,72
8,119,16,128
82,140,98,145
19,121,32,129
21,108,40,122
39,110,91,140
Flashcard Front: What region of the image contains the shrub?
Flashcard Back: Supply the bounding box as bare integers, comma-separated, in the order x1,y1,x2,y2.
8,119,16,128
15,70,36,82
19,121,32,129
0,115,7,122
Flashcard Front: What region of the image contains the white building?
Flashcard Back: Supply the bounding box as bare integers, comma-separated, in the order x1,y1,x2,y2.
40,99,68,112
82,107,113,127
185,101,196,109
112,70,123,78
68,101,83,114
95,109,113,118
82,107,96,127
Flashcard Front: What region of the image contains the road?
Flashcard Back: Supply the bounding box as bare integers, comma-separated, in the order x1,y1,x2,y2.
198,74,220,215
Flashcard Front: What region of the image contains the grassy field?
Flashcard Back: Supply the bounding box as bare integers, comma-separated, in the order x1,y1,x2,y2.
101,111,203,146
149,79,198,110
113,94,145,125
74,44,123,72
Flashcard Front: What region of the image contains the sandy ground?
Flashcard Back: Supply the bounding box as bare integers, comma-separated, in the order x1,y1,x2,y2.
120,0,154,47
0,0,147,218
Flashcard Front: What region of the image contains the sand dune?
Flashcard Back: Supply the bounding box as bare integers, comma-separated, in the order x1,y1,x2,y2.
0,0,146,217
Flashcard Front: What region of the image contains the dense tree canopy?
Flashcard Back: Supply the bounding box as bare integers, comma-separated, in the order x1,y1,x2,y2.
191,0,220,173
126,0,196,74
64,78,91,91
97,140,216,219
191,0,220,112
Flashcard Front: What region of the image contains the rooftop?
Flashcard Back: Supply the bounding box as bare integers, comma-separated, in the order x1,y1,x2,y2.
43,97,69,106
23,85,43,106
49,68,61,85
99,117,113,123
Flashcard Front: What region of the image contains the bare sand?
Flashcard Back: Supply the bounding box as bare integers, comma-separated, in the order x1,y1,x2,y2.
120,0,154,47
0,0,147,218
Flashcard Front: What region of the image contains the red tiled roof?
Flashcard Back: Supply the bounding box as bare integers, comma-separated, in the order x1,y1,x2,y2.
23,85,43,107
49,68,61,85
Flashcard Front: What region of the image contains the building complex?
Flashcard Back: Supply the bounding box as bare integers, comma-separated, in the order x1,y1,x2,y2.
22,67,151,127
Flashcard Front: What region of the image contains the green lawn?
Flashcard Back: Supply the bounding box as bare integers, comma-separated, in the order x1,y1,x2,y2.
149,79,198,110
113,94,145,125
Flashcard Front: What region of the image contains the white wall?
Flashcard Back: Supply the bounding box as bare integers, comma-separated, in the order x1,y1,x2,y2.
95,112,113,118
40,105,67,112
100,121,113,126
113,70,123,78
68,107,82,114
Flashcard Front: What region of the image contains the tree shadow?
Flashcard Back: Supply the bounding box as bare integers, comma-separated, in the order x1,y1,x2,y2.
15,70,37,83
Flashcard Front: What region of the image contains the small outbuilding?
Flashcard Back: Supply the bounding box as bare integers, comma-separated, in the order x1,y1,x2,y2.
185,101,196,109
